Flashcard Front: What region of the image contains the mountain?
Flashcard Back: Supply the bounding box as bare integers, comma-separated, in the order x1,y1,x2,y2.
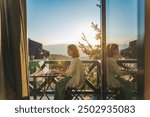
43,44,89,60
119,43,129,50
44,44,68,56
43,43,129,60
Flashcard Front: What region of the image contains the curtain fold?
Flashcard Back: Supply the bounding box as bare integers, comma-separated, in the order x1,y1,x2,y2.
0,0,28,99
0,0,6,99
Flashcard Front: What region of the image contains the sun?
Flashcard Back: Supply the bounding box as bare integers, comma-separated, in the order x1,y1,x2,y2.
76,22,100,46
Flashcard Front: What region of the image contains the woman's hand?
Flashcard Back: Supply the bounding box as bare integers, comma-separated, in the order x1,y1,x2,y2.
58,71,66,77
51,69,60,75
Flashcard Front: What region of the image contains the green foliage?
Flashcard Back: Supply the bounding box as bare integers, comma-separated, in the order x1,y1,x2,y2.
29,61,40,73
78,22,102,60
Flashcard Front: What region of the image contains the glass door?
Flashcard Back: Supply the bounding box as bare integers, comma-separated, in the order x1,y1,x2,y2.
105,0,142,100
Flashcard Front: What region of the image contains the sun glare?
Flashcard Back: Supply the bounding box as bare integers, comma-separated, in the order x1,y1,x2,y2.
75,22,100,46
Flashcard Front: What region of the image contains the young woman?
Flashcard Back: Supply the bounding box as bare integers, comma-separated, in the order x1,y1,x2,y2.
54,44,85,100
106,43,132,100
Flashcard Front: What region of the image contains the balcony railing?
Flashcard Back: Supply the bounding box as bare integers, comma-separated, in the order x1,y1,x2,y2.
29,60,102,100
29,59,138,100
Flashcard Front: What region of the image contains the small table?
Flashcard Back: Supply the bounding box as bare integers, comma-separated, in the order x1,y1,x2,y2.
29,75,59,100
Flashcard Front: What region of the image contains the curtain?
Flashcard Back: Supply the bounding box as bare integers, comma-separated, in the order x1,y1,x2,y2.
0,0,28,99
0,0,5,99
145,0,150,99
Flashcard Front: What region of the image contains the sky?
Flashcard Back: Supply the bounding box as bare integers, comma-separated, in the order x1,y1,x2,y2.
106,0,138,45
27,0,138,46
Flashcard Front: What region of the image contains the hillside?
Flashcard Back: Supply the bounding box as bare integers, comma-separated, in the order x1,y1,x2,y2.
44,43,128,60
44,44,89,60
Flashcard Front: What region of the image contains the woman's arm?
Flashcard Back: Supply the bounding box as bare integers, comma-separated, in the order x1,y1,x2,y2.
57,60,77,77
66,60,77,76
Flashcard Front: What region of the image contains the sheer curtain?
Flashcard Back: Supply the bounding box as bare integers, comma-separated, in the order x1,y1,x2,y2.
0,0,28,99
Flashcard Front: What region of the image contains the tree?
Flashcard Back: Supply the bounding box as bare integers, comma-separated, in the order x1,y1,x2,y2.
78,22,102,59
78,1,101,94
78,0,101,60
